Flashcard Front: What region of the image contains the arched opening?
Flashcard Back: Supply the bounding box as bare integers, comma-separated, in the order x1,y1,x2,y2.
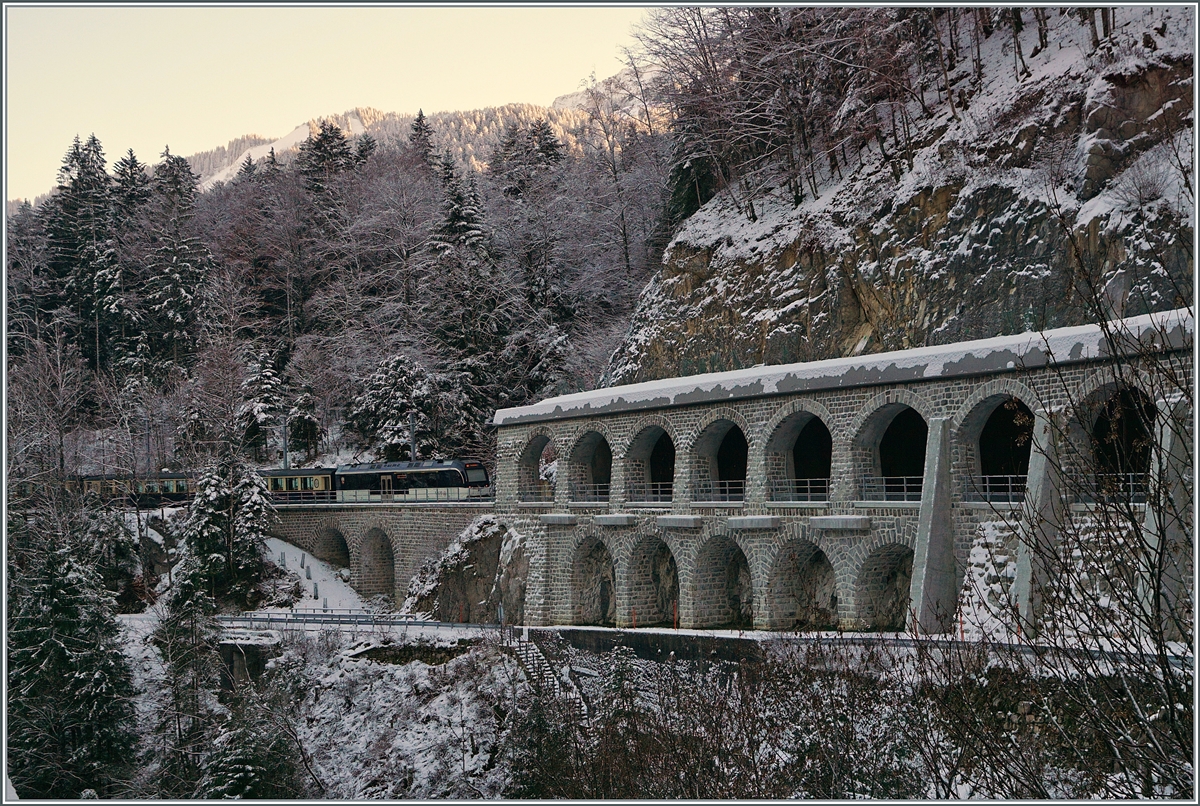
626,426,675,503
627,537,678,626
568,432,612,502
857,545,914,631
768,541,838,630
313,527,350,568
1091,387,1155,502
694,536,754,629
766,411,833,501
572,537,616,626
972,397,1035,502
863,406,927,501
693,419,748,502
517,434,556,502
359,528,396,600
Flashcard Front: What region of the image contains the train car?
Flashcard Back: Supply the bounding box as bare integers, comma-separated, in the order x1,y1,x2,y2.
79,473,192,506
260,467,337,504
335,459,490,503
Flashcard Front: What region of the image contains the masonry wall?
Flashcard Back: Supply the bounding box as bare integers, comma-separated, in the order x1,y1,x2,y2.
493,356,1192,631
271,504,492,606
272,351,1189,630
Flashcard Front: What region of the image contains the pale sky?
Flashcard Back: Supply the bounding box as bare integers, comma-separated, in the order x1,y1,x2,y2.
4,4,651,203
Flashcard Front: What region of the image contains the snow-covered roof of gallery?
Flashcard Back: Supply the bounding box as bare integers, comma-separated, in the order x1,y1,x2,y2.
493,308,1193,426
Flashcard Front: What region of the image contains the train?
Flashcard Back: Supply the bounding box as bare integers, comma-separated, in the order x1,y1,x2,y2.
262,459,492,503
10,459,491,508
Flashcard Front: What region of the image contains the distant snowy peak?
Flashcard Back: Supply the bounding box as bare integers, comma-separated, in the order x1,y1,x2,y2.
551,66,659,112
198,111,367,190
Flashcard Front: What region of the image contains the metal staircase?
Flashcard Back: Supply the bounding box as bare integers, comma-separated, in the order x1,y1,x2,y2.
508,633,592,734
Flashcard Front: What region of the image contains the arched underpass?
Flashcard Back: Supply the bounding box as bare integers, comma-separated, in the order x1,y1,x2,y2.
626,537,679,627
312,526,350,568
769,541,838,630
358,528,396,599
857,545,915,631
573,536,616,626
693,535,753,629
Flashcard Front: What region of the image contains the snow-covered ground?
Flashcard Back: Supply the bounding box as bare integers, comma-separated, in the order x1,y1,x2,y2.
260,537,364,613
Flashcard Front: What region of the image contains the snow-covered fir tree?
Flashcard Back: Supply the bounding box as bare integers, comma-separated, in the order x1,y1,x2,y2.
179,456,277,606
148,554,222,797
145,147,210,371
6,516,136,799
347,353,442,460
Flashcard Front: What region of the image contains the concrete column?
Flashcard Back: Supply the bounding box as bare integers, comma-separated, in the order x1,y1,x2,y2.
1138,396,1191,641
1012,409,1064,636
909,417,958,633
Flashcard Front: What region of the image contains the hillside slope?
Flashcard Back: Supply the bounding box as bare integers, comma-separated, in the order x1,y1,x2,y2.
604,7,1193,385
189,104,590,190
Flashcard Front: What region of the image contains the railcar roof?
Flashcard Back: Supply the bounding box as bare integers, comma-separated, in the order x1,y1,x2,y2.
259,467,337,477
493,308,1193,426
335,459,465,474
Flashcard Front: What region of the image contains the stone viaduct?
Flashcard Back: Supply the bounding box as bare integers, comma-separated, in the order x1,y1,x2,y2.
274,308,1191,633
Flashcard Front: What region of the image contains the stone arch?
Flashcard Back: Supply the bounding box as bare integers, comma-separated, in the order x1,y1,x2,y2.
572,534,616,625
516,429,557,502
855,543,915,631
1074,382,1158,501
312,525,350,568
956,390,1038,503
691,533,755,629
623,415,680,503
1064,369,1160,471
849,390,933,501
356,527,396,599
689,408,754,502
767,538,838,630
763,399,836,502
622,532,680,627
566,427,614,502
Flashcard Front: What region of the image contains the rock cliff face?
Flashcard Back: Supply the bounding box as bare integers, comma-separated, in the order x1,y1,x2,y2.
605,10,1193,385
404,516,528,625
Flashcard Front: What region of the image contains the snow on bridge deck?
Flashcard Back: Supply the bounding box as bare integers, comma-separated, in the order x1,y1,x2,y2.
493,308,1192,425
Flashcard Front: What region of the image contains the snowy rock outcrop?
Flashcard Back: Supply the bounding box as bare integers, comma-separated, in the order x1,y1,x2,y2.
403,516,528,625
605,8,1193,385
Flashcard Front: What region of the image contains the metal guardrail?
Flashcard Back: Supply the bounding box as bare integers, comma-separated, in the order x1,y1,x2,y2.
1076,472,1149,504
569,482,611,503
216,614,1190,670
768,478,830,502
217,611,500,631
964,475,1028,503
269,490,338,504
862,476,923,502
627,482,674,504
693,479,745,502
336,486,495,504
519,483,555,503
